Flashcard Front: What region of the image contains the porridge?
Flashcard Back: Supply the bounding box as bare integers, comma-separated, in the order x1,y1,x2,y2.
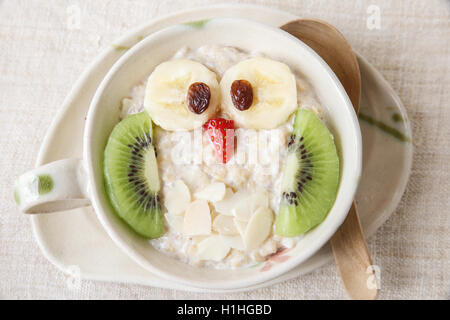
104,45,338,269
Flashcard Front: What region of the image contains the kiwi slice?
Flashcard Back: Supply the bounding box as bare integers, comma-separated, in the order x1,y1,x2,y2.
275,108,339,237
104,112,164,239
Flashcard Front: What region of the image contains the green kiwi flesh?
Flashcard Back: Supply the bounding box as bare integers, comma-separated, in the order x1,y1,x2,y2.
275,108,339,237
104,112,164,239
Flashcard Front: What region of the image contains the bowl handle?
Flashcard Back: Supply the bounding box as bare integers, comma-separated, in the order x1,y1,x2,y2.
14,159,90,214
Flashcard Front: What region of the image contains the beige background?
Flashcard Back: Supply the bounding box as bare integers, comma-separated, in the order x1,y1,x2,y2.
0,0,449,299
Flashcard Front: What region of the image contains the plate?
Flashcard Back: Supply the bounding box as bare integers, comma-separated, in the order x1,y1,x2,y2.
31,4,412,292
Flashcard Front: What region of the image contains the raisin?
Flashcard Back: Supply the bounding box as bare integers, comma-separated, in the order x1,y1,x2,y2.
186,82,211,114
230,79,253,111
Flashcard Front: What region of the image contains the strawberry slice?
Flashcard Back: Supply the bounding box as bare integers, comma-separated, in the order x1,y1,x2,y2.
203,118,235,163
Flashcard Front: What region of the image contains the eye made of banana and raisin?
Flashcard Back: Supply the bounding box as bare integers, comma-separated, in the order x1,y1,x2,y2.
144,59,220,131
220,57,298,129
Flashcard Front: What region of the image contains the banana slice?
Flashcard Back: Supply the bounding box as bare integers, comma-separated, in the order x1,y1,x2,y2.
145,59,220,131
220,57,297,129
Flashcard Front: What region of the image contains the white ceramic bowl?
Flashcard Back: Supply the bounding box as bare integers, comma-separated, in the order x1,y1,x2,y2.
84,18,361,289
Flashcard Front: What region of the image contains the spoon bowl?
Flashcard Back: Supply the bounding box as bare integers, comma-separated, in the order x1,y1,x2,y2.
282,19,361,111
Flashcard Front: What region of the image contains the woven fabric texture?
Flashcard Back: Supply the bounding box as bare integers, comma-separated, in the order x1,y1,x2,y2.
0,0,449,299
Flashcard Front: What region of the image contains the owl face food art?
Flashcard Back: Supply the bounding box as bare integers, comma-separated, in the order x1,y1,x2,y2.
103,45,339,268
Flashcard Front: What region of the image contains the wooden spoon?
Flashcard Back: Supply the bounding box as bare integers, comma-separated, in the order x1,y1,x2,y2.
281,19,378,300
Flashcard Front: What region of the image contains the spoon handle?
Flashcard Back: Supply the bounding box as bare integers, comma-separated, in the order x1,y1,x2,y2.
330,201,378,299
281,18,376,299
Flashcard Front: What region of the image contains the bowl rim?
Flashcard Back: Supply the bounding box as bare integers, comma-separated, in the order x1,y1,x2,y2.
84,17,362,289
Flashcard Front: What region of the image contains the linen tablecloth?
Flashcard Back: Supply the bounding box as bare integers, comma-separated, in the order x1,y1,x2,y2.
0,0,449,299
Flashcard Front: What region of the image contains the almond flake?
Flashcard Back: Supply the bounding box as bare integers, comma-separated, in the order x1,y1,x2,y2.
194,182,226,202
244,207,273,250
164,179,191,215
213,188,235,216
183,200,211,236
196,236,231,261
213,214,239,235
220,235,245,251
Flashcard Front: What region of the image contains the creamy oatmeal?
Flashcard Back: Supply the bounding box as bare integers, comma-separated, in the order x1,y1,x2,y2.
119,45,325,268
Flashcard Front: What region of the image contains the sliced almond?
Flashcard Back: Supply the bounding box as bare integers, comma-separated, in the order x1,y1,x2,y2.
250,187,269,212
223,187,234,199
234,218,247,238
165,214,184,233
214,187,269,221
220,235,245,251
179,165,209,190
231,190,252,221
213,188,235,216
194,182,226,202
196,236,231,261
243,207,274,250
212,214,239,235
183,200,211,236
234,188,269,221
164,179,191,215
190,235,209,245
